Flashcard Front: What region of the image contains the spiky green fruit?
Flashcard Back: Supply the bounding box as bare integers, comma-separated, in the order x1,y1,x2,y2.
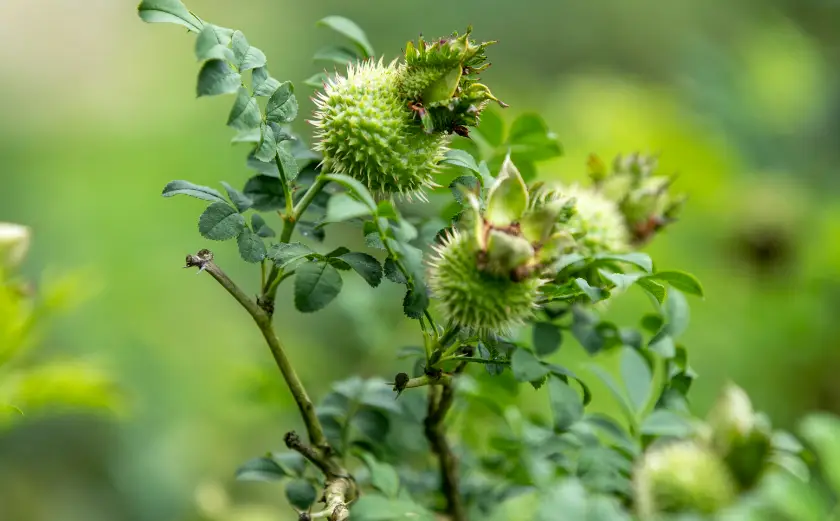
428,229,542,334
312,59,445,197
562,184,630,256
427,157,565,334
311,28,504,198
634,441,737,517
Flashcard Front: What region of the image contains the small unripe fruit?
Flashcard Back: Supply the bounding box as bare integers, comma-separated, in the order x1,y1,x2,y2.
590,152,686,246
706,383,772,490
634,441,737,517
428,230,542,334
563,184,630,256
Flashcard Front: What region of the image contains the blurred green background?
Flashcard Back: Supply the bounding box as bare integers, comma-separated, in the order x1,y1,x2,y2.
2,0,839,519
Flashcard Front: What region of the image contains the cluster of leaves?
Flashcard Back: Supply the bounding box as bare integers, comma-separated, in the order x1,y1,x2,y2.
138,3,840,521
0,225,121,428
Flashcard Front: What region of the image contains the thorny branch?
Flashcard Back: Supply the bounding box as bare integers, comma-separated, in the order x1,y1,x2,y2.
185,250,354,520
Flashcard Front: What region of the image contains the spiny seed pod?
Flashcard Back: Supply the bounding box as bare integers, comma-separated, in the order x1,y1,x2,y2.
428,157,568,335
562,184,630,257
311,29,505,199
589,152,686,246
312,59,445,197
428,229,542,334
634,441,737,517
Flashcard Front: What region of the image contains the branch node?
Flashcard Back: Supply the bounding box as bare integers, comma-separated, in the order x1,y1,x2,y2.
185,249,213,271
257,295,275,316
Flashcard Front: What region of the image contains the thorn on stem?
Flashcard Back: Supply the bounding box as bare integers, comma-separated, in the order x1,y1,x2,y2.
392,372,409,397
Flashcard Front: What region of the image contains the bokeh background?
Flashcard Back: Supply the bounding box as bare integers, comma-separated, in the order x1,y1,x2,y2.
2,0,840,520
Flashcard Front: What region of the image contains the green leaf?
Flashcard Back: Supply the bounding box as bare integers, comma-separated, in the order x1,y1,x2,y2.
636,277,666,304
267,242,314,267
535,480,587,521
533,322,562,357
324,174,377,210
352,408,389,442
271,452,307,476
298,221,326,242
548,376,584,431
484,155,528,226
236,228,266,263
587,365,635,424
276,141,300,181
324,193,372,223
265,82,298,123
251,214,275,238
449,175,481,206
375,200,398,220
620,347,652,414
592,252,654,273
648,332,675,358
231,128,261,144
394,221,418,244
511,348,549,383
350,495,435,521
243,175,286,211
664,288,690,338
360,453,400,498
230,31,266,72
339,252,382,287
254,124,277,162
220,181,253,212
137,0,202,33
198,202,245,240
575,278,609,302
384,258,406,284
547,364,593,405
799,414,840,494
196,44,235,62
227,87,261,131
314,46,359,65
474,108,504,147
246,152,278,175
441,149,481,173
195,24,233,61
294,261,343,312
641,314,663,333
571,306,606,355
235,456,287,481
252,67,282,97
304,72,329,88
507,113,562,161
403,283,429,319
646,270,704,297
161,180,227,204
640,409,692,437
599,270,643,293
316,16,374,58
196,60,241,97
285,479,317,511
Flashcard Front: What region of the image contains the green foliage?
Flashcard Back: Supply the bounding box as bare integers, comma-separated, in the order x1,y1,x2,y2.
138,4,840,521
294,260,343,313
0,223,121,428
